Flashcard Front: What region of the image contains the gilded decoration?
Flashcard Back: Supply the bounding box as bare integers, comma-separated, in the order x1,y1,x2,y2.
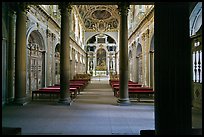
76,5,119,32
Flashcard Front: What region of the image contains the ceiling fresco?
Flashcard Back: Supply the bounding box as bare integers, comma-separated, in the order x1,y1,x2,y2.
76,5,119,32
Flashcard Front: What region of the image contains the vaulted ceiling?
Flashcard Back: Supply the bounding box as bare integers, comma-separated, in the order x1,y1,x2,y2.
76,5,120,32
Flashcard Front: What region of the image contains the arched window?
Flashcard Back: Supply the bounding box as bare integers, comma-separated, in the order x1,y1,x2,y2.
190,2,202,83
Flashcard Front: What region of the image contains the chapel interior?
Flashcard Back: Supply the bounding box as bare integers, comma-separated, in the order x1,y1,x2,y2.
2,2,202,135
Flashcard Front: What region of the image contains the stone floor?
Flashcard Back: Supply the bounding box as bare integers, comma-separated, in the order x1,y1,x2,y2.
2,76,202,135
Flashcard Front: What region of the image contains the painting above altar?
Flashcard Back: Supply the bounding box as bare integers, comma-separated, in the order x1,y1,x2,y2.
96,48,107,71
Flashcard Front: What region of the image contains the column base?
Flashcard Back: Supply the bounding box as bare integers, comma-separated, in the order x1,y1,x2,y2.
117,98,131,106
58,97,72,106
13,97,27,106
6,97,14,104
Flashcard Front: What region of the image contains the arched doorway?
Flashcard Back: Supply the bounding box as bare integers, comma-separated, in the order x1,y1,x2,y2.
136,43,143,83
27,30,46,94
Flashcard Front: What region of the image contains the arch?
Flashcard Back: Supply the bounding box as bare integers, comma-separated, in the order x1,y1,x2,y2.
27,29,46,51
189,2,202,36
55,43,60,52
85,33,118,45
136,43,142,57
27,29,46,93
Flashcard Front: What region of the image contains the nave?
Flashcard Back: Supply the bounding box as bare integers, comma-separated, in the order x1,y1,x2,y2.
2,76,202,135
2,76,155,135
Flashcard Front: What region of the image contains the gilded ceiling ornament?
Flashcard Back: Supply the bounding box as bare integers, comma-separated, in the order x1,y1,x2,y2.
92,10,111,20
76,5,119,31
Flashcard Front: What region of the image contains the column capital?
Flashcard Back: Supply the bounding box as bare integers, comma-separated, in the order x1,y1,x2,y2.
59,3,72,14
15,2,30,13
118,2,130,16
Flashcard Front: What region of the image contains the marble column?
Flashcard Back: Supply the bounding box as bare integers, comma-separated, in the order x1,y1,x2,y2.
154,3,191,135
7,8,15,103
14,3,29,105
58,3,72,105
117,2,130,105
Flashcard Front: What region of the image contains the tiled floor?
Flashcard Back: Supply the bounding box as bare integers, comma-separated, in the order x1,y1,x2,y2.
2,76,202,135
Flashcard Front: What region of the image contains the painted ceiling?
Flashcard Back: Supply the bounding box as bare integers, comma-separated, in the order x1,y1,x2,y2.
76,5,120,32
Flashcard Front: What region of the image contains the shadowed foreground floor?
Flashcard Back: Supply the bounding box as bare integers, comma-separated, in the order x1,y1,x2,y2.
2,76,201,135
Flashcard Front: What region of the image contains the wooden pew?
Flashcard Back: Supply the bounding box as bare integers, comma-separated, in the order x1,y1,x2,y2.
55,81,87,94
70,79,89,87
111,83,142,89
113,86,154,101
109,80,138,87
32,87,78,100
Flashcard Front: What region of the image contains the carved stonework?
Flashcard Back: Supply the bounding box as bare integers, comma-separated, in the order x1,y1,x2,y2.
142,33,146,41
26,19,35,29
146,29,150,38
118,2,130,16
52,33,56,41
46,29,52,38
76,5,119,31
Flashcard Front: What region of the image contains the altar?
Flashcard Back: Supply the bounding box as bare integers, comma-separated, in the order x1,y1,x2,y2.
95,70,107,76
